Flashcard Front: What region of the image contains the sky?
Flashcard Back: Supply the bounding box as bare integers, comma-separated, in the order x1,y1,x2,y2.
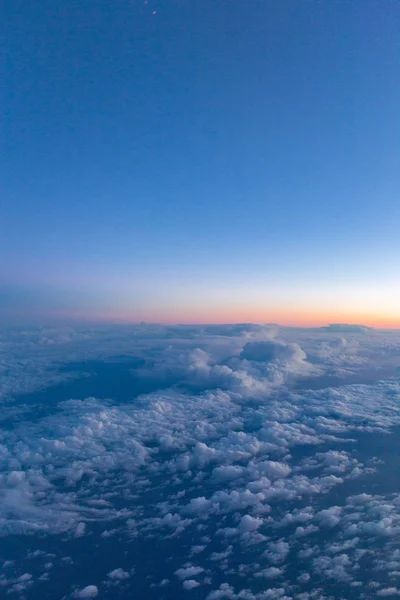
2,0,400,327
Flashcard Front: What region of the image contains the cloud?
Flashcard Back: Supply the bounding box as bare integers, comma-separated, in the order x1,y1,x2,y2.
258,567,283,579
239,515,263,533
183,579,201,590
377,589,400,597
1,324,400,599
315,506,343,528
175,566,204,580
75,585,99,598
321,324,373,333
107,568,130,580
263,541,290,564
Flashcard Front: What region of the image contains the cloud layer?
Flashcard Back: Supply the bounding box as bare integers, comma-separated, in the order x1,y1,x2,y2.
0,323,400,598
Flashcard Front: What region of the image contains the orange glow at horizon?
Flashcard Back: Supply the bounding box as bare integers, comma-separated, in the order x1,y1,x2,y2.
56,306,400,330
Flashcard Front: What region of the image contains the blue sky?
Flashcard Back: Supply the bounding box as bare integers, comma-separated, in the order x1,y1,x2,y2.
3,0,400,325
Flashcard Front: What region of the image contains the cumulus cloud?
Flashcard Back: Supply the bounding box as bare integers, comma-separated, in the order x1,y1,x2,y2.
75,585,98,598
377,588,400,597
107,568,130,580
1,323,400,599
175,566,204,580
263,541,290,564
183,579,201,590
239,515,263,533
259,567,283,579
321,324,373,333
240,340,306,363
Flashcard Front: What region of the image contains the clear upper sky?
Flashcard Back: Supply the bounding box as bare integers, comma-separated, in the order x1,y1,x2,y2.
3,0,400,326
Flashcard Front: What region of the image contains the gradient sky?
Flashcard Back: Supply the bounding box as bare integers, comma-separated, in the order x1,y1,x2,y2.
3,0,400,326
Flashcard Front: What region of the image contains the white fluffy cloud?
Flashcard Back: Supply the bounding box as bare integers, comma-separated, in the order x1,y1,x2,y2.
107,568,130,580
1,323,400,599
75,585,98,598
175,566,204,580
183,579,201,590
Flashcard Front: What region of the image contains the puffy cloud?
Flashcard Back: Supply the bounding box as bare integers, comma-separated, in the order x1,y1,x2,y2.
17,573,32,582
211,465,245,483
256,461,291,480
190,545,206,555
321,324,373,333
206,583,236,599
377,588,400,597
74,522,86,537
258,567,283,579
183,579,201,590
76,585,99,598
263,541,290,564
183,497,214,516
315,507,343,528
107,568,130,580
175,566,204,580
239,515,263,533
1,324,400,600
240,340,305,363
312,553,351,582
